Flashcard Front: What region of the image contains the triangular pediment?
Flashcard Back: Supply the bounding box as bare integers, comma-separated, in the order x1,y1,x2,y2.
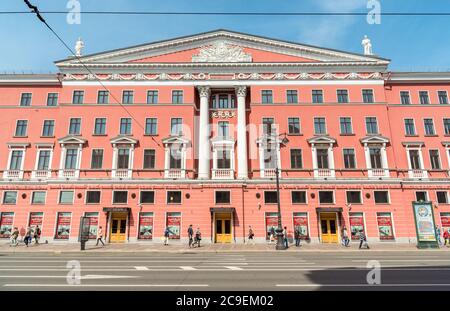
56,29,389,67
110,135,138,145
58,135,87,144
360,135,390,144
162,135,190,145
307,135,336,144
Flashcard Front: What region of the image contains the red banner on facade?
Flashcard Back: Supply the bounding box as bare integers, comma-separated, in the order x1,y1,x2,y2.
139,212,153,240
377,213,395,240
265,212,279,240
293,212,309,239
85,212,99,239
349,213,365,240
441,213,450,233
29,212,43,228
0,212,14,238
55,212,72,240
166,212,181,239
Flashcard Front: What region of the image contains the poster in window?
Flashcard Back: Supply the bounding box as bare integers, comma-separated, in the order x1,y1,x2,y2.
413,203,437,242
55,212,72,239
139,212,154,240
293,212,309,239
349,213,365,240
166,212,181,239
441,213,450,234
85,212,98,239
377,213,395,240
265,212,279,240
29,212,43,231
0,212,14,238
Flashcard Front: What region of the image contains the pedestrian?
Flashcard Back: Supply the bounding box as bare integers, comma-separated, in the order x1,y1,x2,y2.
436,225,442,246
358,230,369,249
96,226,105,246
10,227,19,247
283,226,289,249
187,224,194,248
163,227,171,245
193,227,202,248
269,227,275,244
34,225,41,244
342,227,350,247
443,229,449,246
294,226,301,247
247,226,255,245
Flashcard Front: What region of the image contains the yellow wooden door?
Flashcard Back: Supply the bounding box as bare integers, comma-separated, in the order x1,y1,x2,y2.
320,213,338,243
110,213,127,242
215,213,232,243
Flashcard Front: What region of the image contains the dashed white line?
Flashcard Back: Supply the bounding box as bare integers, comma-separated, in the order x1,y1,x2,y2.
224,266,243,270
179,266,197,270
134,266,149,271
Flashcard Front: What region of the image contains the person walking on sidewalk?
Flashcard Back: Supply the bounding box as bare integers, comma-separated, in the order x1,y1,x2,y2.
283,226,289,249
96,226,105,246
342,227,350,247
10,227,19,247
358,230,369,249
187,224,194,248
443,229,449,246
34,226,41,245
436,225,442,246
163,227,172,245
193,227,202,248
24,227,32,247
269,227,276,244
247,226,255,245
294,226,301,247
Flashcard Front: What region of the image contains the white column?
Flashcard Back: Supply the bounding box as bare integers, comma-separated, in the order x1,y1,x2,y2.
328,144,335,177
311,144,318,178
236,86,248,179
381,144,389,177
364,144,372,177
197,86,211,179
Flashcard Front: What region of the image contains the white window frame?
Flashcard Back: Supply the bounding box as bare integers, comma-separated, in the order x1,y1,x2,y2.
166,190,182,205
373,190,391,205
30,191,47,205
436,190,449,205
291,190,308,205
112,190,128,205
32,147,53,179
405,145,428,179
318,190,335,205
58,190,75,205
85,190,102,205
139,190,156,205
345,190,363,205
4,147,26,179
214,190,232,205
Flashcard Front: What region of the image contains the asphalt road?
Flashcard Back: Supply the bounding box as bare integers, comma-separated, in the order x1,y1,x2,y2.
0,251,449,291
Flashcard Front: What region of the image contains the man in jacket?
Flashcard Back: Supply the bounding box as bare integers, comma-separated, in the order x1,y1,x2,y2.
187,225,194,248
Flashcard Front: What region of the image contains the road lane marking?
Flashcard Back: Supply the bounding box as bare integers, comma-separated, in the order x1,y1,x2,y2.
0,275,137,279
134,266,149,271
3,284,209,288
352,259,450,262
179,266,197,270
276,283,450,287
224,266,243,270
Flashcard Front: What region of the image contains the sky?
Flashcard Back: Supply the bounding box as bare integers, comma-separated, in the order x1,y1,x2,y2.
1,0,450,72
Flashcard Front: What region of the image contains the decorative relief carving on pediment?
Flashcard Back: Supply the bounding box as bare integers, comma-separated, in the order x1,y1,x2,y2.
192,41,252,63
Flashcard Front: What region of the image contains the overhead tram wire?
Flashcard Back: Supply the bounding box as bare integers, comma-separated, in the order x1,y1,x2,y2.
22,0,162,148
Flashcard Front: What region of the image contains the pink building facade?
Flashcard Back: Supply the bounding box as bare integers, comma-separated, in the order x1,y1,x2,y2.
0,30,449,244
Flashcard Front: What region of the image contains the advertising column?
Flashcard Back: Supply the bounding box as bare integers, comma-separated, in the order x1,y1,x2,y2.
293,212,309,239
413,202,438,248
166,212,181,239
138,212,154,240
0,212,14,238
55,212,72,239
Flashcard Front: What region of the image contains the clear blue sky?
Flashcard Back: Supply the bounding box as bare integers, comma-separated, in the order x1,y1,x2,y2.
1,0,449,72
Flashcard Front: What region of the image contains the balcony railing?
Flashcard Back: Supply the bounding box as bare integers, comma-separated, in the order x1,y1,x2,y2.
112,169,132,179
212,169,234,180
368,168,389,178
33,170,51,179
409,169,428,179
262,168,277,178
59,169,79,179
3,170,22,179
165,169,185,179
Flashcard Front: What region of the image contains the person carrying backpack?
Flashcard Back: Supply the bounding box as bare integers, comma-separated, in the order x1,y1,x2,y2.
34,226,41,244
247,226,255,245
193,227,202,248
10,227,19,247
294,227,301,247
187,225,194,248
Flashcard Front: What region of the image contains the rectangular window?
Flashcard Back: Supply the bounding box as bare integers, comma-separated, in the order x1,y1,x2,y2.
262,117,275,135
94,118,106,135
59,191,74,204
261,90,273,104
37,150,51,170
113,191,128,204
216,148,231,169
288,117,301,134
166,212,181,239
374,191,390,204
343,148,356,169
20,93,32,106
362,89,374,103
444,118,450,135
97,90,109,104
400,91,411,105
264,191,278,204
409,150,421,169
290,149,303,169
429,150,441,169
346,191,362,204
424,118,435,135
292,191,307,204
31,191,46,204
47,93,58,106
69,118,81,135
438,91,449,105
377,212,395,240
286,90,298,103
147,90,158,104
3,191,17,204
143,149,156,169
416,191,428,202
312,90,323,103
437,191,449,204
319,191,334,204
64,149,78,169
42,120,55,137
314,117,326,134
369,148,382,169
169,147,182,169
122,90,134,104
54,212,72,239
349,212,365,240
15,120,28,137
167,191,182,204
86,191,101,204
140,191,155,204
340,117,353,134
120,118,132,135
172,90,183,104
9,150,23,170
170,118,183,136
72,90,84,104
404,119,416,136
337,89,349,103
217,121,229,138
117,149,130,169
419,91,430,105
316,149,329,169
0,212,15,238
145,118,157,135
365,117,379,134
215,191,231,204
90,149,103,169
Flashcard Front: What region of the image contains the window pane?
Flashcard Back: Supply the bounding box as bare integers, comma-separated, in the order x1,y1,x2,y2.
32,191,46,204
147,91,158,104
140,191,155,204
47,93,58,106
113,191,128,204
374,191,389,204
86,191,101,204
215,191,231,204
59,191,74,204
167,191,181,204
264,191,278,204
292,191,306,204
3,191,17,204
143,149,155,169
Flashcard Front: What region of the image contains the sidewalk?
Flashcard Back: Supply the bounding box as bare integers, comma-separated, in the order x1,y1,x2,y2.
2,241,449,253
